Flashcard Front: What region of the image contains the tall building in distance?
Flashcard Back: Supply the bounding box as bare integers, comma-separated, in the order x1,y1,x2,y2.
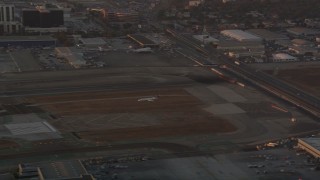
0,4,21,34
22,4,64,28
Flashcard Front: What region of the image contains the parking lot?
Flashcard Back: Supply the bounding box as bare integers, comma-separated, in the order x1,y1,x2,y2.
227,146,320,180
0,52,17,73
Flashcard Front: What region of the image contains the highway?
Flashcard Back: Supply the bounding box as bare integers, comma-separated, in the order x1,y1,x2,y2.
166,28,320,119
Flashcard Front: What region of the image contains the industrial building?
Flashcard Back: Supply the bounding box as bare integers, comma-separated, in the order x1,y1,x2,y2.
221,29,262,42
287,27,320,36
289,46,318,56
217,40,264,50
0,4,22,34
0,36,56,47
291,39,314,47
272,53,297,62
246,29,289,41
18,160,95,180
289,38,318,56
274,39,292,48
217,40,265,57
298,138,320,158
78,37,107,48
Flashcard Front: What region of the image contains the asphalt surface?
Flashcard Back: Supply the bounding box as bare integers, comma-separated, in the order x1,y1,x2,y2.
166,28,320,119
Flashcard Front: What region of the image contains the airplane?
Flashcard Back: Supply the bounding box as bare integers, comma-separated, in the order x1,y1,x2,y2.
137,96,158,102
132,47,153,53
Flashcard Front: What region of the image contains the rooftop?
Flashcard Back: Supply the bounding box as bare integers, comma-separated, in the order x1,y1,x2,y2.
34,160,89,180
79,38,106,46
221,29,262,41
291,39,314,46
272,53,297,60
246,29,289,41
217,40,264,47
287,27,320,35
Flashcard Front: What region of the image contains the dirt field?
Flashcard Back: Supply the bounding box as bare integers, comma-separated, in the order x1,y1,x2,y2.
270,68,320,97
0,140,19,149
26,88,236,142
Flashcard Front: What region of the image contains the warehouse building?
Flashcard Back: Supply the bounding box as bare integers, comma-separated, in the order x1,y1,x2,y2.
291,39,314,47
246,29,289,41
18,160,95,180
289,46,318,56
78,37,106,48
287,27,320,36
298,138,320,158
275,39,291,48
272,53,297,62
217,40,264,50
0,36,56,47
221,29,262,42
217,40,265,57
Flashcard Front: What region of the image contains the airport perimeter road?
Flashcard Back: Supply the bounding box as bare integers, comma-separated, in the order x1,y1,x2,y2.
223,62,320,118
166,28,320,119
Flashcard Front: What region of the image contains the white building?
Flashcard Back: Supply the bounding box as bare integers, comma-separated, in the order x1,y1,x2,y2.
221,29,262,42
272,53,297,62
0,4,21,34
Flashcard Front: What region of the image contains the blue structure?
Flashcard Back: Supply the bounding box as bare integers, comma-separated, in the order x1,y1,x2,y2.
0,36,56,47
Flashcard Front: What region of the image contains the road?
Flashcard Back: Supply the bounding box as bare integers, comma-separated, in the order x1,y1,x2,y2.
166,28,320,119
